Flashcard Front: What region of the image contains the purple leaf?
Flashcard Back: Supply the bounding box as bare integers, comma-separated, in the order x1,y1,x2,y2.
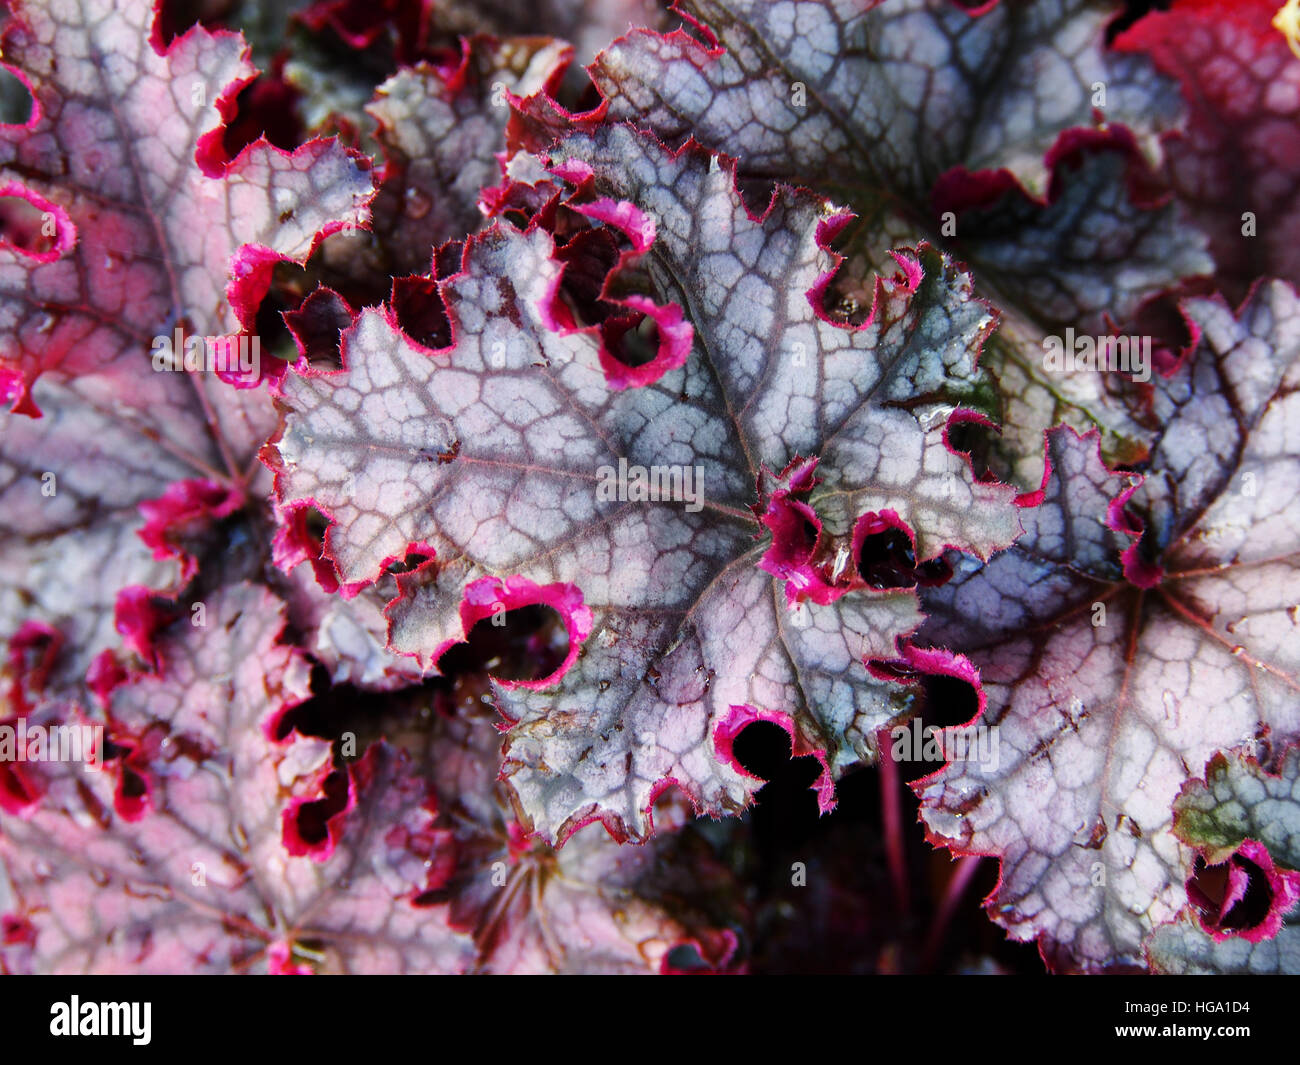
0,582,474,974
267,124,1020,842
915,281,1300,971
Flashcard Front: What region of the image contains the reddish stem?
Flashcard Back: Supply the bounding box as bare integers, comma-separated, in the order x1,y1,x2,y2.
876,727,909,921
921,855,984,972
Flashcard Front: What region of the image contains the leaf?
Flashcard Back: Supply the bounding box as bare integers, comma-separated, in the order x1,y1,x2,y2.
971,312,1157,491
0,0,374,411
924,129,1211,487
1149,832,1300,973
281,558,431,690
363,36,570,275
266,123,1020,842
580,0,1212,488
366,37,569,263
280,15,385,139
0,387,192,703
584,0,1201,302
137,478,247,584
1149,749,1300,972
0,582,474,974
9,0,1290,977
914,280,1300,972
1174,745,1300,870
928,129,1210,339
591,0,1180,195
411,699,744,973
1146,900,1300,974
285,34,571,324
0,0,373,702
294,0,428,60
1114,0,1300,307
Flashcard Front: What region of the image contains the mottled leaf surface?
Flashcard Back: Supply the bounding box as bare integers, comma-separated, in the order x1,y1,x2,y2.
1174,745,1300,869
916,283,1300,971
1116,0,1300,306
0,583,473,974
268,123,1019,842
1146,902,1300,974
0,0,373,703
593,0,1179,195
0,0,373,409
364,37,570,274
585,0,1209,487
407,701,743,972
0,383,190,700
1149,754,1300,977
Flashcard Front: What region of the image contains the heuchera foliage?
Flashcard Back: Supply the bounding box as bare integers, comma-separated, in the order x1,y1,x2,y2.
1,0,1298,974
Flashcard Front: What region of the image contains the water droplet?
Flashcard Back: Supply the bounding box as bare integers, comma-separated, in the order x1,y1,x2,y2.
37,314,55,333
1231,645,1246,657
597,680,610,693
404,187,432,220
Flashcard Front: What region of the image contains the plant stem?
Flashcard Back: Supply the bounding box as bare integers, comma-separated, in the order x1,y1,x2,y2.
876,728,909,922
921,855,984,972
